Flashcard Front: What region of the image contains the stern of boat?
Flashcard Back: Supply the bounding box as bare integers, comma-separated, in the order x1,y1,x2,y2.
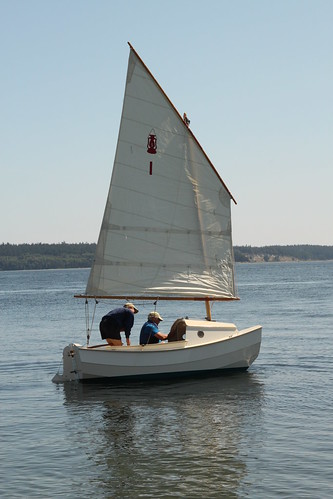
52,343,83,383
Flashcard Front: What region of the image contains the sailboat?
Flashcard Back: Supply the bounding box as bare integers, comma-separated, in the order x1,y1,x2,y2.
52,43,262,383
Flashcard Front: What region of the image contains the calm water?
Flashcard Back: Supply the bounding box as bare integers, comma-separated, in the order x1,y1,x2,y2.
0,262,332,498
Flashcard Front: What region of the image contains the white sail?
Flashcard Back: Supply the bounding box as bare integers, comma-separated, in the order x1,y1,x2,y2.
86,45,237,300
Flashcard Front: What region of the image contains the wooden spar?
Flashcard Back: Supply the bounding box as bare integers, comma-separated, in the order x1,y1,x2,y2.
127,42,237,205
205,299,212,321
76,294,228,321
74,294,239,301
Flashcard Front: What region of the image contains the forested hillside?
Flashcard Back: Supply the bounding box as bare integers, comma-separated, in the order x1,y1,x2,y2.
0,243,332,271
0,243,96,271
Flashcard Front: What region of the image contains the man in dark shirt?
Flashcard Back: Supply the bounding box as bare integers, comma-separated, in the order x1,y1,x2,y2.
99,302,138,346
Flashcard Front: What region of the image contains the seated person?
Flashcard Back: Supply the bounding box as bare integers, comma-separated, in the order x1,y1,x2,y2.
139,311,168,345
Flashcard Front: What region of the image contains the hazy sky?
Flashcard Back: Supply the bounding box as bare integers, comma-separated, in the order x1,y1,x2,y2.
1,0,332,246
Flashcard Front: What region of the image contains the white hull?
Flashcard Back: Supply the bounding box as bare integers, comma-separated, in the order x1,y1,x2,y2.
52,320,262,383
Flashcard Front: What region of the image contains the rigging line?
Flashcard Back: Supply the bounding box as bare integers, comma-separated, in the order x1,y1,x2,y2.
85,299,90,345
85,299,99,346
91,298,98,331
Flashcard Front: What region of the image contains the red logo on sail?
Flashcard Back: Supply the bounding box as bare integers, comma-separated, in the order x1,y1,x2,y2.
147,130,157,175
147,131,157,154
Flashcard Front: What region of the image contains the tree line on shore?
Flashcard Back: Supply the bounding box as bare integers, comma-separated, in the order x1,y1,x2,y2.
0,243,95,271
0,242,332,271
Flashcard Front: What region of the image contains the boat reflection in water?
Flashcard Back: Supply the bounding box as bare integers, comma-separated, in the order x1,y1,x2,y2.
62,373,264,497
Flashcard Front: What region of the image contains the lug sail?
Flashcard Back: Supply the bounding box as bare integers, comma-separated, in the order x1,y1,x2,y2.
85,44,237,300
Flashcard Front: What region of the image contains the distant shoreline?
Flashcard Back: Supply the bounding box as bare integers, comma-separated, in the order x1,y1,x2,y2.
1,242,333,271
233,244,333,263
237,257,333,263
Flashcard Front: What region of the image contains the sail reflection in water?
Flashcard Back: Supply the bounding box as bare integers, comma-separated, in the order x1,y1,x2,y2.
63,373,264,497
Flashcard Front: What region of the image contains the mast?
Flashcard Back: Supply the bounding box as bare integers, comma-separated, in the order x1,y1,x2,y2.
205,299,212,321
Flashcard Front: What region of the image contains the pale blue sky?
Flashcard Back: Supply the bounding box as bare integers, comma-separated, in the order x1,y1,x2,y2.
1,0,332,246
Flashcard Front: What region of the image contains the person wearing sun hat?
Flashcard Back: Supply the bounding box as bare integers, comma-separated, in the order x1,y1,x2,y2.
99,302,139,346
139,311,168,345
